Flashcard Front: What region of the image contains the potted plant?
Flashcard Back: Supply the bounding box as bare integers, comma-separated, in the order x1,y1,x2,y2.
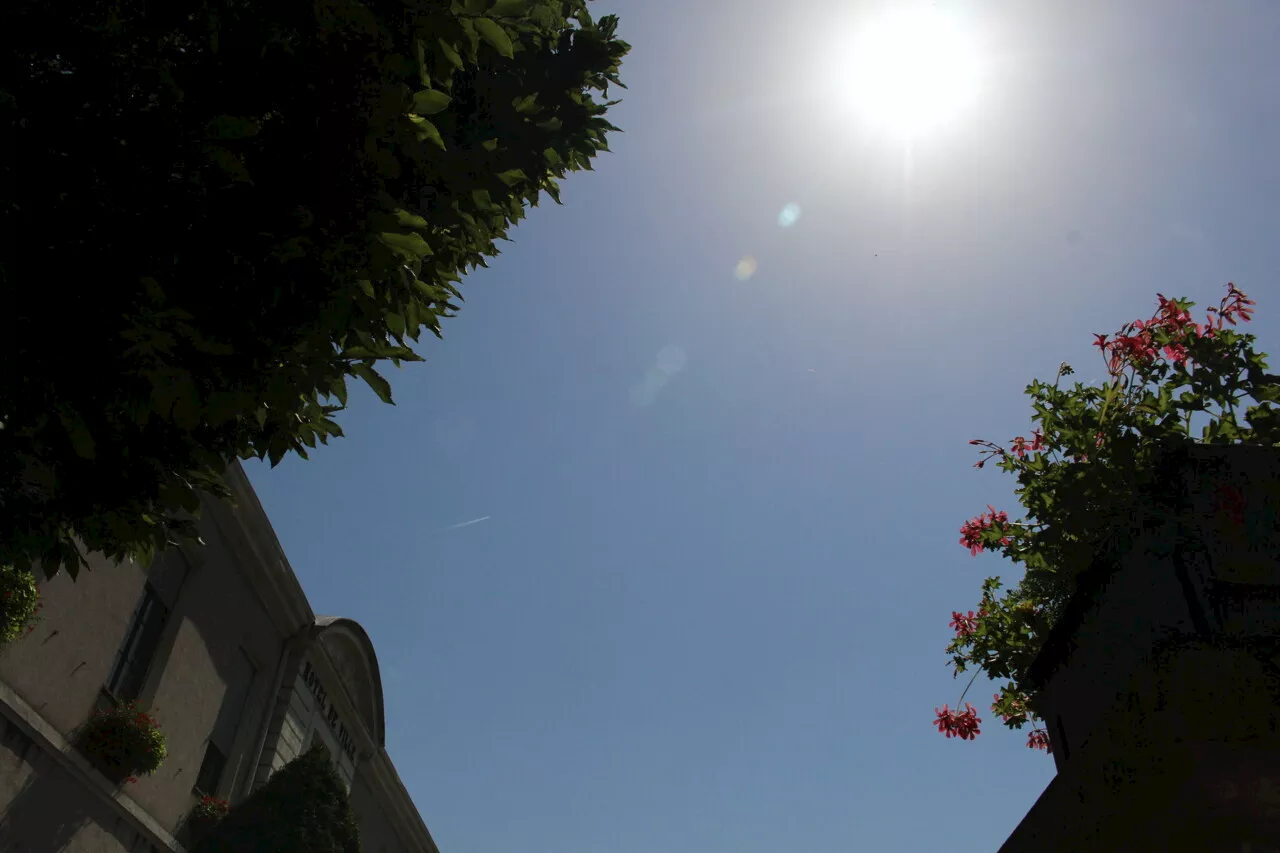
186,795,231,844
78,700,167,785
0,564,42,647
932,283,1280,755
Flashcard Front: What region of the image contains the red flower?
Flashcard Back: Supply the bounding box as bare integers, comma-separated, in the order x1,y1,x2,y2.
959,519,986,556
949,611,979,638
959,506,1011,555
1219,283,1255,325
934,703,982,740
1027,729,1051,752
994,691,1029,723
1155,294,1194,330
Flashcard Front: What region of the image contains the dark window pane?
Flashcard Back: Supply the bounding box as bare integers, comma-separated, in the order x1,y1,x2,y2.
194,743,226,795
106,585,169,702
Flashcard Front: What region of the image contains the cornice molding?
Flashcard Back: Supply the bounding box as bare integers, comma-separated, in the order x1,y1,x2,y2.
362,747,441,853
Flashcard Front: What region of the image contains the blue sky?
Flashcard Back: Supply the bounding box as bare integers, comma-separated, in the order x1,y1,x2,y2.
245,2,1280,851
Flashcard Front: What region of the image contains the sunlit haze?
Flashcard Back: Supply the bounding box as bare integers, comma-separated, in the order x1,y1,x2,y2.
835,7,983,139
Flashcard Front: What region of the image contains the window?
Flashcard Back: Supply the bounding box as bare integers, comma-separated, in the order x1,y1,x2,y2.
193,650,258,796
106,584,169,702
194,742,227,796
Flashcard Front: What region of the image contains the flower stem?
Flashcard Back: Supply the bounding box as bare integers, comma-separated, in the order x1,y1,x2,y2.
955,668,981,707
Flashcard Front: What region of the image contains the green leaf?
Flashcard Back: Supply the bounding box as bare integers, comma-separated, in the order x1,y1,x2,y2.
495,168,527,186
527,5,557,27
374,150,401,178
267,437,288,467
59,411,96,460
473,18,515,58
490,0,529,15
463,0,489,13
206,115,260,139
329,376,349,407
206,145,253,183
351,363,395,405
411,88,452,115
395,208,428,229
416,39,430,86
458,19,481,61
437,38,464,71
512,93,539,114
378,231,434,260
408,115,446,149
172,382,201,431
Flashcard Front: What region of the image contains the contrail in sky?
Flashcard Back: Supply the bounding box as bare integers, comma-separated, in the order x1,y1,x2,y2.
428,516,491,537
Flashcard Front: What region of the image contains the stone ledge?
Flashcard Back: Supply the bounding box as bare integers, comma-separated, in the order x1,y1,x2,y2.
999,739,1280,851
0,677,185,852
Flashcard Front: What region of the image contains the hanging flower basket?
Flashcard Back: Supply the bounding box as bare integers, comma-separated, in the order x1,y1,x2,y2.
0,564,42,646
186,795,230,842
78,701,167,784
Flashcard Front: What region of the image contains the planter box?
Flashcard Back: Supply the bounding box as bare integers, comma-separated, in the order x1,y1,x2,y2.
1030,444,1280,768
1002,445,1280,850
1000,741,1280,852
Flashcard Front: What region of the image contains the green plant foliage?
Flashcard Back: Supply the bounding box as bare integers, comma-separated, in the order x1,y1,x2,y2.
194,745,360,853
943,285,1280,740
0,564,41,645
186,795,232,846
191,795,232,822
0,0,629,578
78,701,168,778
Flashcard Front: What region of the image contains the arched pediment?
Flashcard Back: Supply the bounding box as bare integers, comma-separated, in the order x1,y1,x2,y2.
311,616,386,748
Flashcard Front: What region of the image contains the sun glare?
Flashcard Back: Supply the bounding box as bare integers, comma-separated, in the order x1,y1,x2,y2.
841,9,982,139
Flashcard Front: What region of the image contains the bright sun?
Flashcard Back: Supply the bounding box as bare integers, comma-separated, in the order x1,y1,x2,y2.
842,9,982,139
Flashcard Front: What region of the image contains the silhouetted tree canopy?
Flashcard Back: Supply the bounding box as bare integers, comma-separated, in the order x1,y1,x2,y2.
0,0,627,577
194,745,361,853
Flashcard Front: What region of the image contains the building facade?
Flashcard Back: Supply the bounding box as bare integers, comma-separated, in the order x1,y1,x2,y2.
0,463,438,853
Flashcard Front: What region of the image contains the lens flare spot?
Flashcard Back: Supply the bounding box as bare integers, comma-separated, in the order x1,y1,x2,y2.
656,345,687,375
629,345,688,407
778,203,802,228
734,256,758,281
628,370,667,408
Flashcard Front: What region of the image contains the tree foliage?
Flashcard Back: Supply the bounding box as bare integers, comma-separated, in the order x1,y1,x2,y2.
193,744,361,853
0,0,628,577
0,564,42,645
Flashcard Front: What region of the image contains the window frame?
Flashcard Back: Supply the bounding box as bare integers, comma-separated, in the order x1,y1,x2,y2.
104,583,170,704
193,741,228,798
